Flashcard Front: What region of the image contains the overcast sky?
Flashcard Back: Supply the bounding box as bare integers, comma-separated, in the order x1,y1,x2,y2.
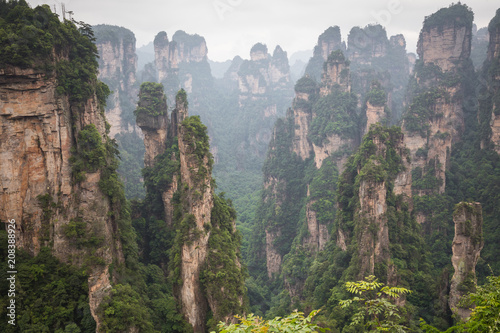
27,0,499,62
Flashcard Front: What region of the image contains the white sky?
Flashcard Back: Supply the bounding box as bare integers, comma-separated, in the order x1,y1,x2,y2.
27,0,499,61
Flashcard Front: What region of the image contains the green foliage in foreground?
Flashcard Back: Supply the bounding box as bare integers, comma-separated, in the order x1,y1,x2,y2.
421,274,500,333
213,310,328,333
340,275,412,332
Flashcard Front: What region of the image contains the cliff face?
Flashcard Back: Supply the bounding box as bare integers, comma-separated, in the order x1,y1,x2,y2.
177,115,214,332
137,86,245,332
449,202,484,320
0,65,123,329
481,10,500,153
134,83,170,168
310,51,356,171
402,5,473,195
292,81,315,160
238,44,293,110
235,43,294,159
417,20,471,72
292,53,351,168
94,25,138,137
346,25,410,122
304,26,346,81
154,30,211,95
345,126,411,280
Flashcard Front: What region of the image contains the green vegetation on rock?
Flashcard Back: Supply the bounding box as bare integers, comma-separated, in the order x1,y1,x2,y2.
134,82,168,117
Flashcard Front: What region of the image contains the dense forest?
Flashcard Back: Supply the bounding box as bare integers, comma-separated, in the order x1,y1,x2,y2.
0,0,499,332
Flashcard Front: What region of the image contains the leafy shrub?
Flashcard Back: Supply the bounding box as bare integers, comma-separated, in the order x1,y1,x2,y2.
213,310,327,333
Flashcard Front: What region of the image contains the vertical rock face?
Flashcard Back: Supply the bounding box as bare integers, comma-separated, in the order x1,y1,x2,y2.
347,25,389,65
357,177,389,278
266,229,282,278
337,125,411,282
449,202,484,320
177,116,214,333
471,25,489,69
238,43,293,104
303,186,330,253
154,30,211,95
135,82,177,227
346,25,410,122
481,9,500,153
305,26,346,81
310,51,357,171
154,31,171,83
402,4,473,195
0,65,123,330
292,50,356,171
94,25,138,137
362,80,389,138
320,51,350,96
237,43,294,157
138,87,245,332
417,18,471,72
292,77,315,160
221,55,244,91
134,83,169,168
364,101,386,135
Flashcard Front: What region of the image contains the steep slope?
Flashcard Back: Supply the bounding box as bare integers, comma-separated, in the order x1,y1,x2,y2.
154,30,212,98
236,43,294,160
93,25,146,200
304,26,346,82
479,9,500,153
346,24,410,123
402,4,474,196
135,85,247,332
94,25,138,137
449,202,484,320
0,4,127,331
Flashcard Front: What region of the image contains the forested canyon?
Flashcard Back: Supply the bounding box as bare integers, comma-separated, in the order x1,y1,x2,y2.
0,1,499,332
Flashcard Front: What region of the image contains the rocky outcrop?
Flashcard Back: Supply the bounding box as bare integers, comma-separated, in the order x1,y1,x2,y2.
339,125,411,282
236,43,294,158
311,52,356,171
402,4,473,195
357,177,390,278
137,86,245,331
177,116,213,333
305,26,346,81
292,78,315,160
362,80,389,138
292,50,356,171
266,229,282,278
0,65,123,330
238,43,293,102
347,25,389,65
418,18,472,72
364,101,386,134
220,55,244,91
346,25,409,122
154,30,211,95
449,202,484,320
480,9,500,153
94,25,138,137
135,83,169,168
320,51,350,96
303,187,330,253
471,25,489,69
